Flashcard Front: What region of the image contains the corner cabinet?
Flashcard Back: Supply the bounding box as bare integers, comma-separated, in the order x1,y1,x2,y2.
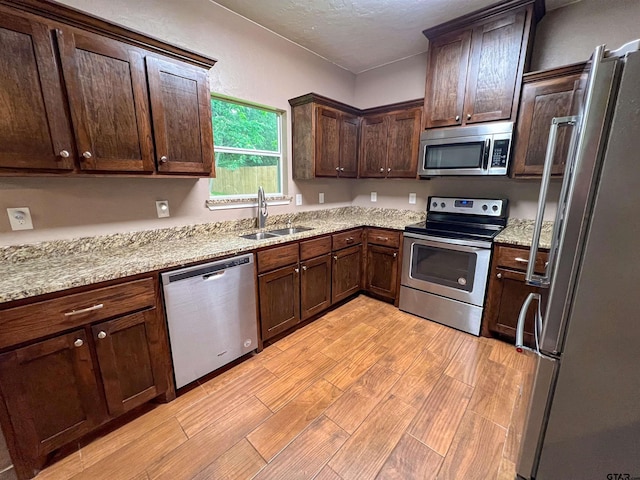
0,276,173,480
0,0,216,177
423,0,542,129
511,63,585,178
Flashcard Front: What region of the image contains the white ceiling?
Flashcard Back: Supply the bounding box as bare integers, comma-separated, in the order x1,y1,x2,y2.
212,0,580,74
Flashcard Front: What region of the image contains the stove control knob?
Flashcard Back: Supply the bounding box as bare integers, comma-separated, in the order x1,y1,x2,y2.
432,201,438,208
440,202,446,208
482,204,488,211
492,205,499,212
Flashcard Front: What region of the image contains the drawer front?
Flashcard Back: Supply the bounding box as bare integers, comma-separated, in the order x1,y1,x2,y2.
496,245,549,274
257,243,299,273
332,229,363,251
300,236,331,261
0,277,156,350
367,228,400,248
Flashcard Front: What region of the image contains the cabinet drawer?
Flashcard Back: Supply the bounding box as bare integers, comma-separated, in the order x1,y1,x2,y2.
300,236,331,260
496,245,549,274
367,229,400,248
332,229,363,251
257,243,299,273
0,277,156,350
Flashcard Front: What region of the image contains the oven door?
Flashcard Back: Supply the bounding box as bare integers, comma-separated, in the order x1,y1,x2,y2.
419,135,491,176
401,235,491,306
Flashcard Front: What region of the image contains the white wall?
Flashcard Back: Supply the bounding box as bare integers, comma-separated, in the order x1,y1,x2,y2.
0,0,356,245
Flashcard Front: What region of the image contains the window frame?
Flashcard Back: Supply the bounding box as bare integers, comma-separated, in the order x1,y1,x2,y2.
208,94,286,201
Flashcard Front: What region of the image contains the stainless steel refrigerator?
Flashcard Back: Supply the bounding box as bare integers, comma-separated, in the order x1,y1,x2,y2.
515,40,640,479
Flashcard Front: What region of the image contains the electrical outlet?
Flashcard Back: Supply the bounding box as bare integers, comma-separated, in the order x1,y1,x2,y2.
319,192,325,204
156,200,170,218
295,194,303,206
409,193,417,205
7,207,33,231
370,192,377,202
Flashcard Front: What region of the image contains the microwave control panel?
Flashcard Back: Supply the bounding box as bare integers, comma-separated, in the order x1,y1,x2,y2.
492,139,511,167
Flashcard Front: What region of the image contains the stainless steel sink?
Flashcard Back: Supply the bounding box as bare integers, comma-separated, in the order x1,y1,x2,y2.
268,226,314,236
240,232,279,240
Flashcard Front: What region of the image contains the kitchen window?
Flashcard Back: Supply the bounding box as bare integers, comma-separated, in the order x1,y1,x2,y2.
208,96,286,206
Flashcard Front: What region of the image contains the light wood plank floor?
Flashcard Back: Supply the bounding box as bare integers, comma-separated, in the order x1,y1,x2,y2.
36,295,536,480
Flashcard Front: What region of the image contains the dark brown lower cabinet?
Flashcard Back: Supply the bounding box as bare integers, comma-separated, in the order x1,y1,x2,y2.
300,254,332,320
258,264,301,341
332,244,362,304
365,244,399,301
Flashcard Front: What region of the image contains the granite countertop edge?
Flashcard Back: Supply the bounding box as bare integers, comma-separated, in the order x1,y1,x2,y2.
494,218,554,250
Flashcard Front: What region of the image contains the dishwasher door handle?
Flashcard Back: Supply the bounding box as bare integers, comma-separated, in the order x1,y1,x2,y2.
203,270,226,281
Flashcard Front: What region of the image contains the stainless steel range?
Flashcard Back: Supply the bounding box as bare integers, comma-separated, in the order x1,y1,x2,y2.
399,196,507,335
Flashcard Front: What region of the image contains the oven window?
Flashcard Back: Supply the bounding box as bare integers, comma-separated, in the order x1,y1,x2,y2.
425,142,484,169
410,243,476,292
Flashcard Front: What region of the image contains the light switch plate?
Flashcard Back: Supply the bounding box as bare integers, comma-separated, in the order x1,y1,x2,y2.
156,200,170,218
370,192,377,202
319,192,325,204
409,193,417,205
295,194,303,206
7,207,33,230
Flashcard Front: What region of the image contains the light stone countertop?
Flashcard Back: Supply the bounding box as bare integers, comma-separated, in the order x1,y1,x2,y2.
494,218,554,250
1,207,424,304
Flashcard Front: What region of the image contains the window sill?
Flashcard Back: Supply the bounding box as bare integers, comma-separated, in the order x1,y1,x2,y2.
206,195,292,211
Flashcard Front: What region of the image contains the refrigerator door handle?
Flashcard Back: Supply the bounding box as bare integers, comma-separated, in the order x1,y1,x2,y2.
526,116,579,287
516,292,541,352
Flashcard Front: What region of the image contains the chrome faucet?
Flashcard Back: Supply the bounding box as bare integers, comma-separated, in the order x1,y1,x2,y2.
257,186,268,229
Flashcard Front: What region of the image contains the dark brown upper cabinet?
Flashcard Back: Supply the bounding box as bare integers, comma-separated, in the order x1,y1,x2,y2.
423,0,543,129
511,63,585,178
0,12,75,171
57,29,155,172
0,0,216,177
147,57,214,175
289,95,361,179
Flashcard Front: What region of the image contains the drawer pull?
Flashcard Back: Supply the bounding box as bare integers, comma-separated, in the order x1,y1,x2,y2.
376,237,389,242
64,303,104,316
346,237,354,244
73,339,83,348
515,257,529,264
97,331,107,339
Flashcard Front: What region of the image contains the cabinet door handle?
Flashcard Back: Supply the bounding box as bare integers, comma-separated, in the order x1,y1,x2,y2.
302,265,307,271
294,267,299,274
97,331,107,339
335,166,340,171
497,273,503,279
393,252,397,258
64,303,104,316
387,167,391,173
333,255,338,261
379,167,384,172
467,113,471,120
515,257,529,264
74,338,84,348
455,115,460,122
160,156,168,164
82,151,92,159
59,150,70,158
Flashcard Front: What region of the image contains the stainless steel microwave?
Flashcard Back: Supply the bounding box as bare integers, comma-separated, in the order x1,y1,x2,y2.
418,121,514,177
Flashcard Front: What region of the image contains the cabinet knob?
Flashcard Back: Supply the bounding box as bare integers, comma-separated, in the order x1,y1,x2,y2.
302,265,307,271
294,267,299,274
74,338,84,348
497,273,503,279
379,167,384,172
59,150,70,158
455,115,460,122
333,255,338,261
387,167,391,173
467,113,472,120
335,166,340,171
97,331,107,339
82,151,92,159
393,252,398,258
160,156,168,164
340,167,345,171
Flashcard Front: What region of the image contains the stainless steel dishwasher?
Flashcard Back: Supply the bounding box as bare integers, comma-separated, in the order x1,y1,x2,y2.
161,253,258,388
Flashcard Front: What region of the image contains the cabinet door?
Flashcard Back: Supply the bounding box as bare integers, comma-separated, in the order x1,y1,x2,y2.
386,109,421,178
359,115,388,177
92,309,169,417
332,245,362,304
315,106,340,177
0,13,74,170
512,74,582,177
485,268,541,345
259,264,300,340
0,330,105,458
57,29,155,172
146,57,214,175
366,245,399,301
464,11,526,124
424,29,472,128
301,254,332,320
339,113,360,177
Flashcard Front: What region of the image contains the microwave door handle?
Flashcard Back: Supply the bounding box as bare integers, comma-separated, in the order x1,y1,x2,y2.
526,116,578,287
482,138,491,169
